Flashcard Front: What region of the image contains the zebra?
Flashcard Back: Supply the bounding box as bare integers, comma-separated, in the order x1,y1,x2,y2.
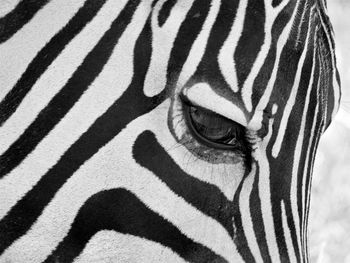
0,0,341,262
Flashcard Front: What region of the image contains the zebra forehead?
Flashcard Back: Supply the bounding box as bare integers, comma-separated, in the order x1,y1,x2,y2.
168,4,316,103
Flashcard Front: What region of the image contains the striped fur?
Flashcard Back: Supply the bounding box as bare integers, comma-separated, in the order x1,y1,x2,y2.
0,0,340,262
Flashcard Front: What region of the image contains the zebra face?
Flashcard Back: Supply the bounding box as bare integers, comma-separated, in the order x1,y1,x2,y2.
145,1,339,261
0,0,340,262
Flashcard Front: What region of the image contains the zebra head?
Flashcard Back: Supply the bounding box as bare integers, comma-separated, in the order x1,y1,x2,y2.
0,0,340,262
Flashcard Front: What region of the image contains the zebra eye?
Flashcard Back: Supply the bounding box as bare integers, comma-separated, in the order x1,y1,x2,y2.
183,101,247,151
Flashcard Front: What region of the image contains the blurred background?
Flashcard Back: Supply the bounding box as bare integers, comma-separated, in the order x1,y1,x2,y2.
309,1,350,262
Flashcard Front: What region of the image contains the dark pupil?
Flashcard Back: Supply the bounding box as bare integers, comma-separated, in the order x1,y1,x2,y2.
189,106,240,145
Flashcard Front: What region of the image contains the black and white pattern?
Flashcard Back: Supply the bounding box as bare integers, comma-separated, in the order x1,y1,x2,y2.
0,0,341,262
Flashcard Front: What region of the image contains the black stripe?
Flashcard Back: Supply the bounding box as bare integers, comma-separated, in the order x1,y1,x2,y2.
265,31,315,261
0,0,159,253
301,50,326,253
283,21,316,263
0,0,50,43
250,164,272,263
0,0,139,178
0,0,107,126
166,0,211,88
284,201,299,261
44,189,227,263
302,118,323,260
297,90,318,232
158,0,177,27
133,131,236,238
296,34,320,248
316,1,336,52
188,0,239,102
318,28,335,128
269,0,308,111
251,0,296,111
296,47,324,259
315,7,339,129
266,39,315,262
272,0,283,8
132,129,271,261
270,198,289,262
235,0,265,88
231,169,256,263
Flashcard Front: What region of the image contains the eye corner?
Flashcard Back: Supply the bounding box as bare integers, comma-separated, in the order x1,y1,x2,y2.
178,92,193,107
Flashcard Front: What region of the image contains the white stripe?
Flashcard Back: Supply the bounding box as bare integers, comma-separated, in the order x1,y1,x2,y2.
239,164,264,262
301,80,321,259
176,0,221,89
295,1,309,49
302,102,324,259
0,0,86,102
281,201,298,263
242,0,289,111
0,0,20,18
272,9,313,158
218,0,248,93
249,0,302,130
1,100,244,263
302,121,323,260
272,0,291,10
254,117,280,262
73,231,186,263
0,0,151,219
0,0,128,155
143,0,195,97
289,27,317,261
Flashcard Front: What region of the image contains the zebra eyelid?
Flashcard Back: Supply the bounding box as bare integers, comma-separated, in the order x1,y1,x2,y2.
181,82,262,131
